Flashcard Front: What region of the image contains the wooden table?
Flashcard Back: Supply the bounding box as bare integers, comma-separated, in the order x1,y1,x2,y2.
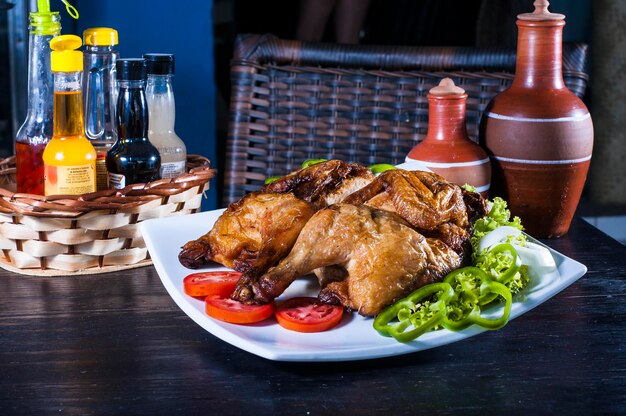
0,217,624,415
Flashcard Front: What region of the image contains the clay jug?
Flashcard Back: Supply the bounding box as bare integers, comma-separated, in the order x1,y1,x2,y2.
479,0,593,238
407,78,491,194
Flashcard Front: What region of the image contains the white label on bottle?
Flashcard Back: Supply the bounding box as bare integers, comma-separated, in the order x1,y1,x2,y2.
44,163,96,196
160,160,186,179
108,172,126,189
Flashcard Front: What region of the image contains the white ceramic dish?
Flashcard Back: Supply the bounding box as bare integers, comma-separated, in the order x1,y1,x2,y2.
140,209,587,362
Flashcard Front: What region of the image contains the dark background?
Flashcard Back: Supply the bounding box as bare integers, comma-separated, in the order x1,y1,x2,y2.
212,0,591,207
0,0,593,209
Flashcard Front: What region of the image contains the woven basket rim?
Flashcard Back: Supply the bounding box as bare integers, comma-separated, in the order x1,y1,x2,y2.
0,154,215,218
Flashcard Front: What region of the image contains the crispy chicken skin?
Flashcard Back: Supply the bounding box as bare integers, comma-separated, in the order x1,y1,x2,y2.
263,160,375,209
178,160,375,271
232,204,462,316
181,164,487,315
343,169,486,259
343,169,469,230
178,192,315,272
462,187,489,224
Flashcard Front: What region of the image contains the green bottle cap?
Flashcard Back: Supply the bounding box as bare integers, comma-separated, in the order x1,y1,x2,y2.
30,0,79,36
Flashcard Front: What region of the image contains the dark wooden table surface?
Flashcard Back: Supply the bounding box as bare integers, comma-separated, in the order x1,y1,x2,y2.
0,217,624,415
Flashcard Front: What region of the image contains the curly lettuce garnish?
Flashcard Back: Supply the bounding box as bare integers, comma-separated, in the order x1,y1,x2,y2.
471,197,529,294
471,197,524,250
461,184,476,193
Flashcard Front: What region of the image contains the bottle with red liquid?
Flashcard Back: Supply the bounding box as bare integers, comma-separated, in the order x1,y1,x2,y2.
14,2,62,194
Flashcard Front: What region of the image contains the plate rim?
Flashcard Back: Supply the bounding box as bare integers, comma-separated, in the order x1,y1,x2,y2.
140,209,587,362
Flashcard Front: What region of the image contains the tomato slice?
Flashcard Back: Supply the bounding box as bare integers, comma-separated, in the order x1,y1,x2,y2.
183,271,242,298
205,295,275,324
275,297,344,333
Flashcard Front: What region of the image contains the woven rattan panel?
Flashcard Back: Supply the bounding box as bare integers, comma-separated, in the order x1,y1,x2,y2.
224,35,589,205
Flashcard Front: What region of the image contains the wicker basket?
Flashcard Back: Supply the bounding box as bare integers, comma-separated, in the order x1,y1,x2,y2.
0,155,214,276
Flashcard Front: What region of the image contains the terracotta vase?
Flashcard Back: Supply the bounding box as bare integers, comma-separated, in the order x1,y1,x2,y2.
479,0,593,238
406,78,491,195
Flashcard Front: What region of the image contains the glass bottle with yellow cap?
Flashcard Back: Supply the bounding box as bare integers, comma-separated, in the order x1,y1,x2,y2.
43,34,97,196
83,27,120,191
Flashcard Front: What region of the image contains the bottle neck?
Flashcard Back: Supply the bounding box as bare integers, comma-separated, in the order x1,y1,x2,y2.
85,45,116,53
117,79,149,140
146,75,176,133
84,45,120,63
26,30,57,119
426,95,468,142
54,71,82,92
513,20,565,90
53,71,84,138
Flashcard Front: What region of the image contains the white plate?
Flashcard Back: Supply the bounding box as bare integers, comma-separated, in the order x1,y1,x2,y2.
140,210,587,362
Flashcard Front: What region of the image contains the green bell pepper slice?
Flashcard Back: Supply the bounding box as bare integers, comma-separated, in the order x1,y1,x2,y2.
264,176,282,184
301,159,327,168
443,279,512,331
443,266,490,306
373,282,454,343
476,243,521,304
488,243,522,285
368,164,397,174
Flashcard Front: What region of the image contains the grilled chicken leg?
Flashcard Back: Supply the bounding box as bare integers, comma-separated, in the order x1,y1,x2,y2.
178,192,315,273
232,204,462,316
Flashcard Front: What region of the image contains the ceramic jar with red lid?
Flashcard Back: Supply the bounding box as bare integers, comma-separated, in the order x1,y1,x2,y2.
406,78,491,194
479,0,594,238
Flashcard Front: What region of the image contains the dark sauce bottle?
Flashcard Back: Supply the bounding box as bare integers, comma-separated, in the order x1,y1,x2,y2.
106,58,160,188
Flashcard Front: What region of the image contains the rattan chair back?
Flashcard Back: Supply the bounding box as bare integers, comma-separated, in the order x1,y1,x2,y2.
224,34,589,206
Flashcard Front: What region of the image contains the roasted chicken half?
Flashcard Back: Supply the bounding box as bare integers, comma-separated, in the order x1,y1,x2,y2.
232,204,462,316
178,160,375,271
344,169,487,258
178,192,315,272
